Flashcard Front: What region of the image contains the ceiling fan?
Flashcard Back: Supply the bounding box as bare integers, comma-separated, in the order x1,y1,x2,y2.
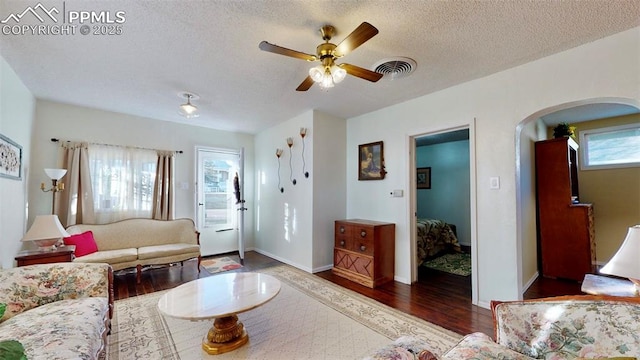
259,22,383,91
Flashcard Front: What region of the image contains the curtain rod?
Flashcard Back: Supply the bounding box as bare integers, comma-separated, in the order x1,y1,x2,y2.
50,138,183,154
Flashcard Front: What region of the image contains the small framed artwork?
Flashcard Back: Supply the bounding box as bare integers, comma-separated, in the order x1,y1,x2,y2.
417,167,431,189
0,133,22,180
358,141,386,180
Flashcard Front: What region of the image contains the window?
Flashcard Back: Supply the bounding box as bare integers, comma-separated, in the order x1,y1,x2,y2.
580,123,640,170
88,144,157,223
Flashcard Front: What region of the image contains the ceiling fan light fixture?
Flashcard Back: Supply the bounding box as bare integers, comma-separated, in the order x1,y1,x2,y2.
318,68,335,90
309,65,325,82
330,65,347,83
310,64,346,90
260,22,380,91
178,92,200,119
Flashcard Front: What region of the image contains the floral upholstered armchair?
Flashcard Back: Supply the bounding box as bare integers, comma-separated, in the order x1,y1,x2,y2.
0,263,113,360
441,295,640,359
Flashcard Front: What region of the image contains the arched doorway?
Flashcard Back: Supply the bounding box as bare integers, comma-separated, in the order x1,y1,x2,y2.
515,98,640,297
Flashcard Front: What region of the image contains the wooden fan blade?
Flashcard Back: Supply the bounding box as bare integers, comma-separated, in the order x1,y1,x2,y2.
339,63,383,82
334,22,378,58
296,76,315,91
259,41,317,61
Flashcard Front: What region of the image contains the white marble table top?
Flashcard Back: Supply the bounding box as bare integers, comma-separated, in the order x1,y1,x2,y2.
157,272,281,320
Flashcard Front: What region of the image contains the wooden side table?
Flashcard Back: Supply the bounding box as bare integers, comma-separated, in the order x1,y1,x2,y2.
581,273,638,297
15,245,76,267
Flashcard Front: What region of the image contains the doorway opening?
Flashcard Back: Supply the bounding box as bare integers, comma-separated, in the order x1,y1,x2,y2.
516,98,640,296
412,128,472,298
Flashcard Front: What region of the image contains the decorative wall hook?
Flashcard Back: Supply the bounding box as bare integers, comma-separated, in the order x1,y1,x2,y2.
276,148,284,193
286,137,296,185
300,128,309,178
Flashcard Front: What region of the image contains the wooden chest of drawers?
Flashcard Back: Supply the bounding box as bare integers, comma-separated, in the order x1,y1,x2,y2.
332,219,395,288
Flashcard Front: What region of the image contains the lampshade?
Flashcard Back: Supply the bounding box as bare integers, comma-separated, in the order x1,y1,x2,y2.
178,93,200,119
330,65,347,83
600,225,640,289
44,168,67,180
22,215,70,250
309,65,325,83
179,102,198,117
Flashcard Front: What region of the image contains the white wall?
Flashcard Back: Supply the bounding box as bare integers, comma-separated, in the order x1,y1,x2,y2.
416,140,471,246
516,118,545,290
254,110,346,272
311,111,347,270
347,27,640,307
0,56,35,268
29,100,255,247
254,111,315,270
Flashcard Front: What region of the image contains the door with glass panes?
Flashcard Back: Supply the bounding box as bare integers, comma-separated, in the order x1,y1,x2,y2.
196,147,241,256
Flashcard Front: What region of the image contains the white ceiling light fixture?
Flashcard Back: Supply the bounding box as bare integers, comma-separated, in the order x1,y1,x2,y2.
178,92,200,118
309,63,347,90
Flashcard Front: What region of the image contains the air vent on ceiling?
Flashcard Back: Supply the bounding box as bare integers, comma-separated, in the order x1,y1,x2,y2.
372,57,416,80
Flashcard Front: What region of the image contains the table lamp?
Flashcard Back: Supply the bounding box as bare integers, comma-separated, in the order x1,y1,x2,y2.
21,215,70,251
600,225,640,293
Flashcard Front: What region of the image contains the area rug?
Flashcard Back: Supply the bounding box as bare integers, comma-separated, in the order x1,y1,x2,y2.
200,256,243,274
107,265,461,360
423,252,472,276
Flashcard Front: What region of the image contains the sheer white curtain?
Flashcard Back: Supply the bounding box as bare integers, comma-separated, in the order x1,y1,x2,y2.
88,144,157,223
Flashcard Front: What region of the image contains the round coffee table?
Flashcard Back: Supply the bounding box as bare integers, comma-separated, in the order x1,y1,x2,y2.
157,272,281,355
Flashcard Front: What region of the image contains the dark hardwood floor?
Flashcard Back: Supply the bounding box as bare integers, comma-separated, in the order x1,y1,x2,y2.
113,251,583,336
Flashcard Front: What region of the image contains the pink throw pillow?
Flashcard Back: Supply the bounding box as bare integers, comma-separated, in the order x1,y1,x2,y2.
63,231,98,257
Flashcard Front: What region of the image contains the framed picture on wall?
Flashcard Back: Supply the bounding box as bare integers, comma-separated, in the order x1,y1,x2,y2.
358,141,386,180
0,133,22,180
417,167,431,189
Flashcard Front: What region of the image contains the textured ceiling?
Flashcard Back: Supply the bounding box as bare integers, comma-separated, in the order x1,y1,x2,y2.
1,0,639,134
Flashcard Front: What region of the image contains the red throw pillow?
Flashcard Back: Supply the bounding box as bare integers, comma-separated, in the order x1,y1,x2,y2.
63,231,98,257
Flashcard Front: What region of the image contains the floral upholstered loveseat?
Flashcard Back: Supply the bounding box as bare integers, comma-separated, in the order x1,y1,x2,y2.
367,295,640,359
0,263,113,360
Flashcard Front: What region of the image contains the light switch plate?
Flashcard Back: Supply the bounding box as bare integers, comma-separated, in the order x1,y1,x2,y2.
490,177,500,190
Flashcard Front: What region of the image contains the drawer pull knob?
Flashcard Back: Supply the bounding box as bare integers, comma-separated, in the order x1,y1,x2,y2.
340,240,345,247
360,245,366,251
360,231,366,237
340,227,345,234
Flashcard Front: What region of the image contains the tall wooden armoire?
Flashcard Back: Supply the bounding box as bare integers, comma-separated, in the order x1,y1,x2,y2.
535,137,595,281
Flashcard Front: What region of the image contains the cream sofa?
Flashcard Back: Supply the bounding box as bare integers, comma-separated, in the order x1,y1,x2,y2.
368,295,640,359
0,263,113,360
67,218,201,283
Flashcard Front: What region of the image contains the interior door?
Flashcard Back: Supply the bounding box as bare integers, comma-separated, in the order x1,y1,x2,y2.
196,147,241,256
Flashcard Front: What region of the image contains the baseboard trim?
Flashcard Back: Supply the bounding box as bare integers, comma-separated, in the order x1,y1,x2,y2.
252,248,322,273
521,271,539,296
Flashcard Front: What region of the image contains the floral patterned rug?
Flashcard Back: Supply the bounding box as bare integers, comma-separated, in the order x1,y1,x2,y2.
200,256,243,274
423,252,472,276
107,265,461,359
